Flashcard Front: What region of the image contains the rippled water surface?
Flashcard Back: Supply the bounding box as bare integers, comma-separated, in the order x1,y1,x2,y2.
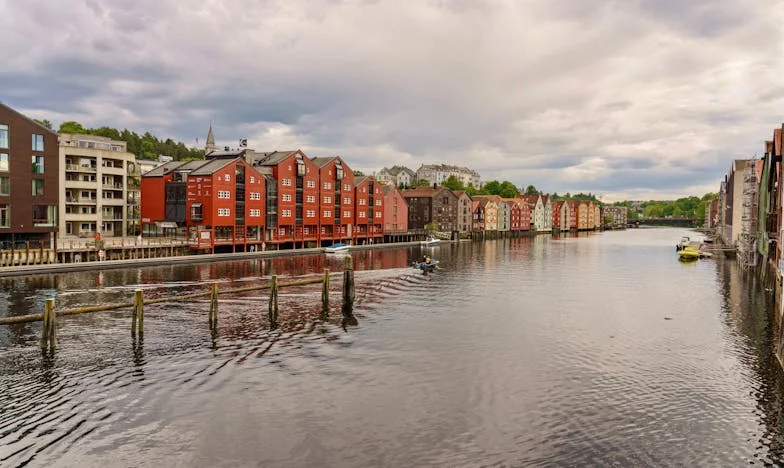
2,228,784,467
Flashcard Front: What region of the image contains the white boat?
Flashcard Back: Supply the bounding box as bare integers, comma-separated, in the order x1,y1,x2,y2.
421,237,440,247
324,243,350,253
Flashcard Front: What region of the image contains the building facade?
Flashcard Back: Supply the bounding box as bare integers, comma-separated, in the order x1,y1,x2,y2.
403,186,459,232
415,164,481,188
312,156,355,245
59,133,137,238
453,191,473,233
0,103,59,249
382,185,408,233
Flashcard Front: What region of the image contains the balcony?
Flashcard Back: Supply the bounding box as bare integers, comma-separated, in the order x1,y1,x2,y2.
66,197,97,204
66,164,97,172
102,184,124,190
102,213,122,220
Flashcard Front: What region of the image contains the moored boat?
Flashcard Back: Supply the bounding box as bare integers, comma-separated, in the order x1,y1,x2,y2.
325,243,350,253
678,246,700,261
421,237,440,247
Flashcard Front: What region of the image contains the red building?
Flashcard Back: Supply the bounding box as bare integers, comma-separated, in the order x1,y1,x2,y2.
311,156,355,246
354,176,384,244
141,160,206,235
382,185,408,233
185,158,266,252
503,198,526,231
552,200,563,230
253,150,319,248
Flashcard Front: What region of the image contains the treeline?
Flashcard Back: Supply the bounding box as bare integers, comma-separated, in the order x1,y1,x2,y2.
612,193,718,223
439,175,520,197
55,121,204,161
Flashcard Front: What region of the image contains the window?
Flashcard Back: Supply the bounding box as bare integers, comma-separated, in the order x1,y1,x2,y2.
359,199,366,205
0,204,8,227
0,177,8,196
224,174,231,182
249,192,261,200
375,211,381,218
0,153,7,171
282,209,292,217
306,195,315,203
307,180,315,188
323,182,332,190
344,184,350,191
217,208,231,216
249,209,261,217
344,210,351,218
323,196,331,204
32,134,44,151
249,176,255,183
306,210,315,218
0,125,8,148
191,203,203,221
32,179,44,196
323,210,331,217
217,190,231,199
281,178,292,186
359,211,366,218
344,197,351,204
279,227,286,235
282,194,292,202
375,199,381,206
31,155,44,174
32,205,56,227
321,227,326,234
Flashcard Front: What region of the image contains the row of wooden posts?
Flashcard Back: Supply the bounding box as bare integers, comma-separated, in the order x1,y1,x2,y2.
1,256,357,351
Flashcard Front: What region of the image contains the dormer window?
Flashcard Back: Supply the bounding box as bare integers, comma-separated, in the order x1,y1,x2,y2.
296,156,306,176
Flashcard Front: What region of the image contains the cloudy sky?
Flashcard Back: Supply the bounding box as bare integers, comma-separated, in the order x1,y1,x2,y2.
2,0,782,201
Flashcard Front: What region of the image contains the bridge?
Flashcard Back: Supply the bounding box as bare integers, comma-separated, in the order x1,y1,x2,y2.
630,218,697,228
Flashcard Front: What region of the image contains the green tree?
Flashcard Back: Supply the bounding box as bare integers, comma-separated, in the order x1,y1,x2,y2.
413,179,431,187
425,221,439,233
442,175,465,191
33,119,53,130
353,170,365,177
525,185,539,195
59,121,87,134
483,180,501,195
498,181,520,198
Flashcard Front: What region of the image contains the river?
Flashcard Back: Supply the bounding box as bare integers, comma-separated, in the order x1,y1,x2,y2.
1,227,783,467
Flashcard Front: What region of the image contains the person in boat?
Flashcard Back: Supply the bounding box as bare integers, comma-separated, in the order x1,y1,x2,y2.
425,255,431,264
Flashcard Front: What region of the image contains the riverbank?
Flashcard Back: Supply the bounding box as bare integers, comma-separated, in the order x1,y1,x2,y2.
0,241,428,278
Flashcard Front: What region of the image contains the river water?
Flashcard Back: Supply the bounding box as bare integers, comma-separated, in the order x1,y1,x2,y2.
1,227,784,467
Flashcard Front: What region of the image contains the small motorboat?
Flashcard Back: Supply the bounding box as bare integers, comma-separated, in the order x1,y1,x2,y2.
678,246,700,261
325,243,350,253
421,237,440,247
413,257,439,272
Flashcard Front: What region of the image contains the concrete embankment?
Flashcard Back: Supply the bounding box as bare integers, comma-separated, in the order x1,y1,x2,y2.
0,241,427,278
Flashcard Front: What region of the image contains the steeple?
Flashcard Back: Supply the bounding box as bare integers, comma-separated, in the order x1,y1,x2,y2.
205,121,216,155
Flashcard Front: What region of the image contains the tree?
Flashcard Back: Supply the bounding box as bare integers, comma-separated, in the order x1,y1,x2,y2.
525,185,539,195
59,121,87,134
353,170,365,176
442,175,465,191
498,181,520,198
425,221,439,233
483,180,501,195
413,179,431,187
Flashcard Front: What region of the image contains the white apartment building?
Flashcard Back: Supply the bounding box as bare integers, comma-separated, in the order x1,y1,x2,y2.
415,164,481,188
59,133,138,238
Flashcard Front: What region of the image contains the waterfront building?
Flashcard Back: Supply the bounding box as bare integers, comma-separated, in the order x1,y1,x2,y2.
311,156,355,245
415,164,481,188
252,150,320,247
503,198,526,232
0,102,59,249
724,159,756,246
601,205,628,228
402,185,459,232
542,195,553,232
59,133,138,238
522,194,552,232
577,201,590,230
376,165,415,188
141,160,206,235
552,200,564,230
185,158,266,251
382,185,408,233
453,190,473,234
472,197,498,232
354,176,384,244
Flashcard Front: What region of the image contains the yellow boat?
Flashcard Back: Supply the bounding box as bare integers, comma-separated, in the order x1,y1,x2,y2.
678,246,700,261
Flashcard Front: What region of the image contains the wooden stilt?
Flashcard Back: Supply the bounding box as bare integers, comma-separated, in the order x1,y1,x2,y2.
321,268,330,319
268,275,279,328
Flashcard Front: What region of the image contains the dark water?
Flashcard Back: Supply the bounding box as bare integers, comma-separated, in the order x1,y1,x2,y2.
2,228,784,467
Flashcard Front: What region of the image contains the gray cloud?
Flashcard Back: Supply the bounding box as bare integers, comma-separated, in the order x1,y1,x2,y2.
3,0,782,201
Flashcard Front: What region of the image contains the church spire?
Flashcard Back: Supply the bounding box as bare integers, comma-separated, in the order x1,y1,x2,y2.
205,121,216,155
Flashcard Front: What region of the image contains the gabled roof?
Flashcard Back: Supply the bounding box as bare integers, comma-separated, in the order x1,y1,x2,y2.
310,156,335,168
254,150,299,166
355,175,369,186
452,190,467,198
0,102,58,136
189,157,240,176
142,160,190,177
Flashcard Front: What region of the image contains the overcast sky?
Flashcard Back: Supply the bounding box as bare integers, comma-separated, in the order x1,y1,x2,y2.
2,0,782,201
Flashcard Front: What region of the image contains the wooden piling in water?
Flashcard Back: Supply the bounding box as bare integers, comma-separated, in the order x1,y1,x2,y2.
268,275,279,328
321,268,330,319
40,299,51,350
342,256,355,316
132,289,144,336
46,299,56,350
209,282,218,328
